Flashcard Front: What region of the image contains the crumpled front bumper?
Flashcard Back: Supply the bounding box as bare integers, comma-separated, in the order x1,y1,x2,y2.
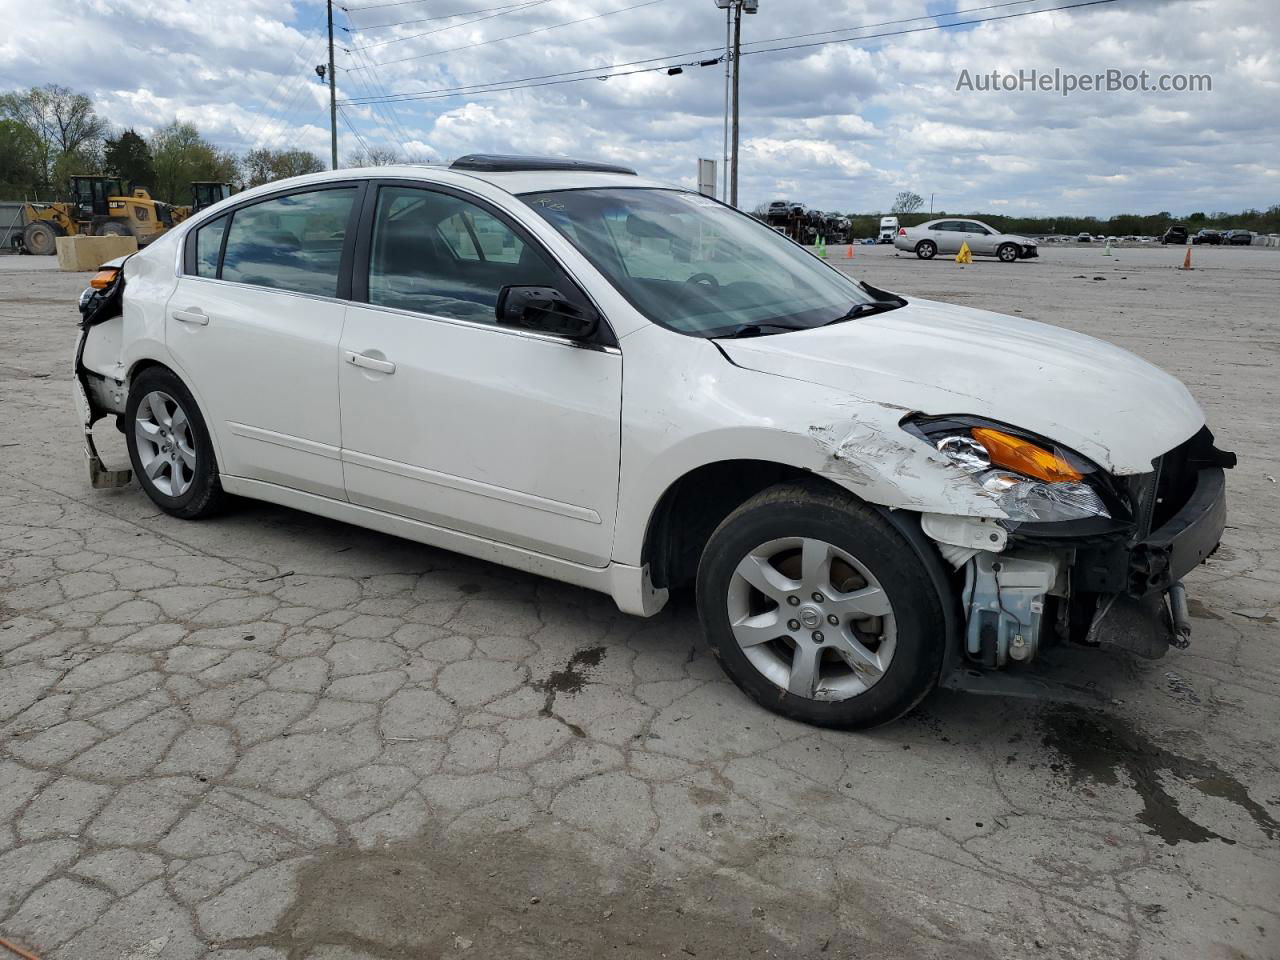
1075,466,1227,599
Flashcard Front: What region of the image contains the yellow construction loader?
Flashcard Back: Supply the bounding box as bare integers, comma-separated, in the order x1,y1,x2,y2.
16,176,174,255
170,181,234,225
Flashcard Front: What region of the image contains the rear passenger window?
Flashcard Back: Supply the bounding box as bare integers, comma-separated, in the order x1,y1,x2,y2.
194,216,227,277
220,188,357,297
367,186,560,324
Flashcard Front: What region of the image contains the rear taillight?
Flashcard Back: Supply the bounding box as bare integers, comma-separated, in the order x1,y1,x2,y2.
897,227,907,236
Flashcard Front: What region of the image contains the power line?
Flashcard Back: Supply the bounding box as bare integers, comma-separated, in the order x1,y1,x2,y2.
371,0,670,66
340,49,721,105
245,35,328,150
348,0,553,51
341,0,1103,105
341,10,428,161
346,0,550,34
742,0,1118,57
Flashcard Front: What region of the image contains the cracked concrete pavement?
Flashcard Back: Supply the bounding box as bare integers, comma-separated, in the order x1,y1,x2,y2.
1,245,1277,959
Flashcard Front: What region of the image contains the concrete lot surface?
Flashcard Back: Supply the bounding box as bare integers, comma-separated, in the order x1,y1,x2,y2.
1,245,1277,959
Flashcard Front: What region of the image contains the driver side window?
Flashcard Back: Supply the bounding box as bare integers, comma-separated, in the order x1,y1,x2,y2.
367,186,562,325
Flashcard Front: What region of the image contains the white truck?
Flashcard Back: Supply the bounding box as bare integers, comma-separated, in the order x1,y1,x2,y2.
879,215,899,244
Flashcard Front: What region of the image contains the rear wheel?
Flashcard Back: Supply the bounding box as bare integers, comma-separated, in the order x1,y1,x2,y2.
125,367,225,520
97,220,133,238
696,483,946,729
915,240,936,260
22,221,58,256
997,242,1019,263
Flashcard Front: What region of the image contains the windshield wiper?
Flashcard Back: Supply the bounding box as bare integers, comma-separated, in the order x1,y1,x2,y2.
713,322,806,340
822,300,905,326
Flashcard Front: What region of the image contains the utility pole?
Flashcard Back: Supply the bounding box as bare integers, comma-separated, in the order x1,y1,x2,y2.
722,4,731,201
715,1,756,208
327,0,338,170
730,1,741,208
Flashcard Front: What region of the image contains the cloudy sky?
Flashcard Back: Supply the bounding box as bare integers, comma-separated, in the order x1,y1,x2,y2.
1,0,1275,215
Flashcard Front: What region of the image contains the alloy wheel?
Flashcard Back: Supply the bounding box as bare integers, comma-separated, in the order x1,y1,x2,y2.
725,537,897,701
134,390,197,497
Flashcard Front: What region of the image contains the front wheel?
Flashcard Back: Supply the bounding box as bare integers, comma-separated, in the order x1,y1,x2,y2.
915,240,936,260
22,221,59,256
696,483,946,729
997,243,1019,263
125,367,225,519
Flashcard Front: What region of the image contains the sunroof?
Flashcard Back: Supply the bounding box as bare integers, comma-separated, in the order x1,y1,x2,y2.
450,154,637,175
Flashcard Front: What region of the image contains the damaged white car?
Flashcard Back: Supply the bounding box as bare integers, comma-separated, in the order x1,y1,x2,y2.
74,156,1233,728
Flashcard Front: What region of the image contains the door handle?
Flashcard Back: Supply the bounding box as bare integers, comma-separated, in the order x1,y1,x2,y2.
345,350,396,375
172,308,209,325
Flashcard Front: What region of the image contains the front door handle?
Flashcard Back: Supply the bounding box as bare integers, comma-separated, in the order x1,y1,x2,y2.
172,307,209,326
345,350,396,375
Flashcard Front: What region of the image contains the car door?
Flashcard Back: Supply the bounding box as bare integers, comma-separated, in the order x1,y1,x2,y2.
963,221,997,255
337,182,622,567
931,221,962,254
167,183,362,500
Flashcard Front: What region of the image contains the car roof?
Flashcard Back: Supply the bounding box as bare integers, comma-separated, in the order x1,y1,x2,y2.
222,163,676,206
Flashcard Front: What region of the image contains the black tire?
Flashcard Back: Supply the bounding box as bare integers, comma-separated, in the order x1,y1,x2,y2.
915,240,936,260
97,221,133,238
23,221,58,256
695,482,947,729
997,243,1019,263
125,367,225,520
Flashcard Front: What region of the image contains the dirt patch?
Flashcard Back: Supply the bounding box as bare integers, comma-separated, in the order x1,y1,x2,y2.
1040,706,1279,845
226,825,882,960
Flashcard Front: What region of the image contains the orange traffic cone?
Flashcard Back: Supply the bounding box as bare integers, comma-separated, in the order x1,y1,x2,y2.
1182,247,1192,270
846,243,854,259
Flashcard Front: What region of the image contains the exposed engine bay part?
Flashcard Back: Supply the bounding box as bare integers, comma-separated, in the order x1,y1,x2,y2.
921,513,1007,564
963,551,1063,667
1084,584,1187,659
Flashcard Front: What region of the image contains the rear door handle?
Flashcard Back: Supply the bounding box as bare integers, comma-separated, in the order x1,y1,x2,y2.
172,308,209,326
344,350,396,375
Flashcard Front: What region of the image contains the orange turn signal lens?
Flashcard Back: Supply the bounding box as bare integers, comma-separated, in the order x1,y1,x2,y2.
971,427,1083,484
89,269,118,289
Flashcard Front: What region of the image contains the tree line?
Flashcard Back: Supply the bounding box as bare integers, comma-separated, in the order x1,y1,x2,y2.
0,84,339,204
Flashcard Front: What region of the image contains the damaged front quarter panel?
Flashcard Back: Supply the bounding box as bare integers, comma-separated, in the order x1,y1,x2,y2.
807,414,1010,520
75,260,133,488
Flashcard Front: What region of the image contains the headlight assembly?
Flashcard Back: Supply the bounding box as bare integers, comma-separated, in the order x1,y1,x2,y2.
904,417,1114,523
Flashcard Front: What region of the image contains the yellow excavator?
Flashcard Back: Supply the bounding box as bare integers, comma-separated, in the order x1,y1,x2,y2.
16,176,174,255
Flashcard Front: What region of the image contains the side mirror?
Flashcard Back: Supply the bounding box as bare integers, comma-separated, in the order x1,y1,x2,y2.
495,286,599,340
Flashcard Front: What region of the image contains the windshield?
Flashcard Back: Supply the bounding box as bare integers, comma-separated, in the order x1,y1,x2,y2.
520,188,877,337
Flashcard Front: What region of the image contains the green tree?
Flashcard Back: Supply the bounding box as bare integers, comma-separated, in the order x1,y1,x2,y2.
242,147,325,188
0,118,44,197
149,121,238,204
104,129,156,191
0,84,108,183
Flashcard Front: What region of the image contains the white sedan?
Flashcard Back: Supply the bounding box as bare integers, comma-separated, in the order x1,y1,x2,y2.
894,218,1039,261
74,156,1229,728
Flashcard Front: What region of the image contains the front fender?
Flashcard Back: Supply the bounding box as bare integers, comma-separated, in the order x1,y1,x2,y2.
611,326,1004,566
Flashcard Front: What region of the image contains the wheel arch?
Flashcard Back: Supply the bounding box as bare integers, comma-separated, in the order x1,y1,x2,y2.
640,460,867,592
121,357,227,470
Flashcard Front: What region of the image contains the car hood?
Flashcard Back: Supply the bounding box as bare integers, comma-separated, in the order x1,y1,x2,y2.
718,298,1203,475
1005,234,1035,245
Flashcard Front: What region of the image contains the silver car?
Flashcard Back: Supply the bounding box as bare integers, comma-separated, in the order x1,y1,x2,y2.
894,218,1039,262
